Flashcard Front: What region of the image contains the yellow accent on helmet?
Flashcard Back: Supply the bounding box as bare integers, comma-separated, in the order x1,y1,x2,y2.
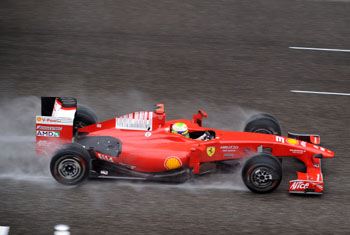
172,123,190,137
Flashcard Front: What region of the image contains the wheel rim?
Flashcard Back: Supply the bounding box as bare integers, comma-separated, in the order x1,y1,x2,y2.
75,120,87,129
250,166,273,188
253,128,273,134
56,155,84,181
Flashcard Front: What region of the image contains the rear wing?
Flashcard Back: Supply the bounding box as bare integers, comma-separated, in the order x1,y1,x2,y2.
36,97,77,155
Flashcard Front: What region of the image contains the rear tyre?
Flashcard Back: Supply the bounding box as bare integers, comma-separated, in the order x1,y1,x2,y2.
244,114,281,135
242,153,282,193
50,143,91,185
74,104,98,132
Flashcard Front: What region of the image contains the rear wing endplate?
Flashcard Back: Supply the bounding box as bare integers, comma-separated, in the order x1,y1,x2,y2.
36,97,77,155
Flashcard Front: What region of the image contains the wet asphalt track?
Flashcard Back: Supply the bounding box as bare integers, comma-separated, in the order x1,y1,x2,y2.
1,0,350,234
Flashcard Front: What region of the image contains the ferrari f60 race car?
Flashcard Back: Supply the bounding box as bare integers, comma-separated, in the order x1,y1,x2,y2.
36,97,334,194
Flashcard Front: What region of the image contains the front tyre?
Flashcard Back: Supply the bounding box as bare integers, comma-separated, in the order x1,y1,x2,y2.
242,153,282,193
244,114,281,136
50,143,90,185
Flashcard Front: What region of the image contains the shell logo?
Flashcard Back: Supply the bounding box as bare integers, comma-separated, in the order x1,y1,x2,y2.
287,138,298,145
37,117,42,121
164,157,182,170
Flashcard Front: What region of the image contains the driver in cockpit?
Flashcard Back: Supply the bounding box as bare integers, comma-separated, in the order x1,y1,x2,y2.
171,122,210,140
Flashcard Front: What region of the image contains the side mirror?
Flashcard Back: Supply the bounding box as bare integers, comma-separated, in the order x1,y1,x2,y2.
192,110,207,127
154,104,164,114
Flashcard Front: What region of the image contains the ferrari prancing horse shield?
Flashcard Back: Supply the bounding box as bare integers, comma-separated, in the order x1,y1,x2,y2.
206,146,215,157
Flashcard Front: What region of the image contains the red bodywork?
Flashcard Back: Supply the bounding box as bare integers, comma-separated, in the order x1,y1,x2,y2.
36,104,334,194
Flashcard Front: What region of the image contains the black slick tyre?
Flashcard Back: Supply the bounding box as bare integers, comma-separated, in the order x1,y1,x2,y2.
50,143,91,185
242,153,282,194
244,114,281,136
74,104,98,133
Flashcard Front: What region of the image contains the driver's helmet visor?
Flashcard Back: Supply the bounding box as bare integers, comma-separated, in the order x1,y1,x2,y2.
171,123,190,137
172,129,189,136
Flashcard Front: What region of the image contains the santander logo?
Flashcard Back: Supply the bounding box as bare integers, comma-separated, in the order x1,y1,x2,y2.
290,181,310,190
97,153,114,163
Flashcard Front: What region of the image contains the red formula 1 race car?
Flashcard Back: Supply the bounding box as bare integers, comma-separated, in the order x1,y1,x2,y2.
36,97,334,194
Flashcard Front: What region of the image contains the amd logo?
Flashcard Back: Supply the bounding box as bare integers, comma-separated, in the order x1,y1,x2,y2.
36,131,60,137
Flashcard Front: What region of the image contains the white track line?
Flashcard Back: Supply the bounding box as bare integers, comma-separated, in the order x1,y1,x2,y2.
290,90,350,96
0,226,10,235
289,47,350,53
54,224,70,235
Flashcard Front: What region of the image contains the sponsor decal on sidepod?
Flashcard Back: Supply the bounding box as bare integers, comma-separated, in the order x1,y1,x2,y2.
96,153,114,163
